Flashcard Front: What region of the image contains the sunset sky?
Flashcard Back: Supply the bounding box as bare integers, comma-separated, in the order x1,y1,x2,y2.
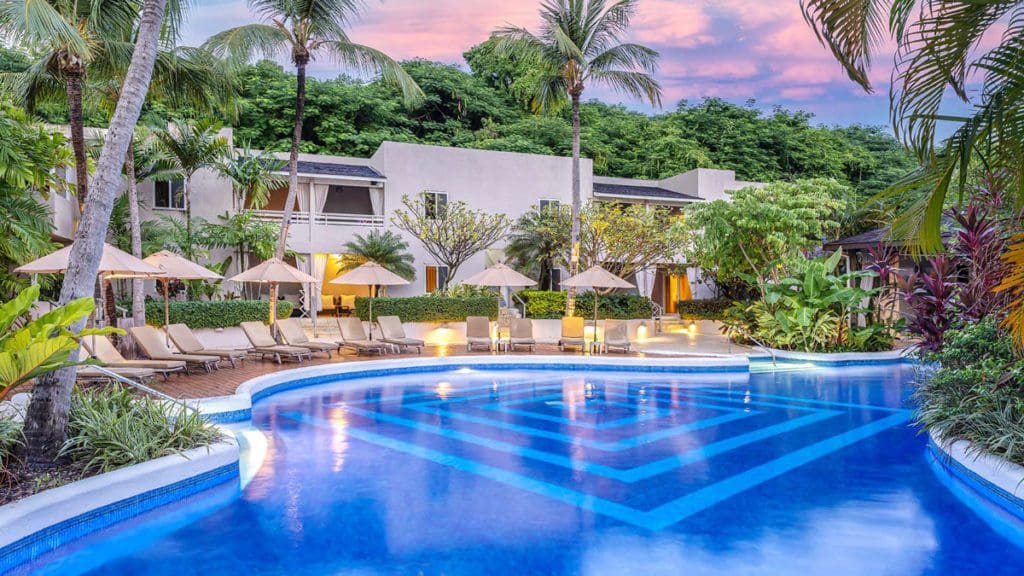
185,1,949,129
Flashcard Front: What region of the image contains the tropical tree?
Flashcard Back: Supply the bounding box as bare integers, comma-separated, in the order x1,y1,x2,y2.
23,0,171,465
340,229,416,282
154,118,230,260
0,106,69,298
800,0,1024,250
506,205,568,290
0,0,187,210
203,0,424,308
218,144,286,210
494,0,662,315
201,210,282,298
392,194,510,285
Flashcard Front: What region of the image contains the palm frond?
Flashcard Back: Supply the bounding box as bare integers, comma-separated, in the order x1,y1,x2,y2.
202,23,290,64
588,69,661,106
326,41,424,108
0,0,91,58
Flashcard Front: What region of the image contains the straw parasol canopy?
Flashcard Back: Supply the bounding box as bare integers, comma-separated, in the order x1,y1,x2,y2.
15,242,164,277
462,262,536,288
330,261,410,339
229,258,317,327
139,251,223,341
561,266,635,348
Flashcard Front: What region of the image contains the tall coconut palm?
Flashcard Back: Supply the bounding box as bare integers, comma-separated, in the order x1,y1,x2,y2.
494,0,661,315
801,0,1024,251
0,0,187,211
24,0,172,466
154,118,230,260
203,0,423,306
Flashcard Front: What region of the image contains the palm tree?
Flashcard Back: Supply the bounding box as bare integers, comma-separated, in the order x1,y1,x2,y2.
23,0,172,466
494,0,661,315
0,0,187,211
340,229,416,288
218,144,286,210
203,0,424,306
154,118,230,260
801,0,1024,251
506,205,570,291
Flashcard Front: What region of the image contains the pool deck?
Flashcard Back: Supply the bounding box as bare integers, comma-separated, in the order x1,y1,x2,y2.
147,340,749,400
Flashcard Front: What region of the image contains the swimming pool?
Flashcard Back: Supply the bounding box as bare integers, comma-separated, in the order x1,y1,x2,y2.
9,364,1024,574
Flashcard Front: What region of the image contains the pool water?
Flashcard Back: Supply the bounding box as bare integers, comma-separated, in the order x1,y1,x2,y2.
12,365,1024,575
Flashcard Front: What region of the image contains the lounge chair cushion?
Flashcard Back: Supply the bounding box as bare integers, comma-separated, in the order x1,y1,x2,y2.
130,326,220,364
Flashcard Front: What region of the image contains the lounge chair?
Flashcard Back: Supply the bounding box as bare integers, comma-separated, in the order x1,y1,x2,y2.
600,319,631,353
166,323,249,368
239,321,312,364
130,326,222,374
466,316,493,351
77,365,156,382
277,318,341,358
508,318,536,352
559,317,586,351
336,317,387,355
80,335,185,380
377,316,424,353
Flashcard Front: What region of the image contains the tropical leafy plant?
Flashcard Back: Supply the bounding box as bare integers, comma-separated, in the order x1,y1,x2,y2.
506,205,566,290
494,0,662,315
896,256,957,353
218,144,286,210
61,385,221,474
340,229,416,281
723,251,900,352
915,319,1024,465
0,285,120,401
801,0,1024,252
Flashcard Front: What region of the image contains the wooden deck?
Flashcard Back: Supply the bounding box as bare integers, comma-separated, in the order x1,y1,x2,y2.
146,345,669,399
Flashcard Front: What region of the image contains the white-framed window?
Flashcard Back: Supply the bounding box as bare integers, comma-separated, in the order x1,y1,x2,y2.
426,265,449,293
422,191,448,220
154,180,186,210
539,199,560,212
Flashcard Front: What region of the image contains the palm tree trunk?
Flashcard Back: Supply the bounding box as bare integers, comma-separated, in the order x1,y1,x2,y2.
125,139,146,326
270,57,309,319
65,65,89,212
565,93,582,316
184,174,193,260
23,0,169,467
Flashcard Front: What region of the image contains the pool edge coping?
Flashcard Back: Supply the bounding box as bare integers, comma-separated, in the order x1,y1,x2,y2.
928,432,1024,520
0,439,239,573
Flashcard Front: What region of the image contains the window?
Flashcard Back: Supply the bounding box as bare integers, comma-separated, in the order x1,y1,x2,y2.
539,199,560,212
154,180,185,210
546,268,562,291
426,265,450,293
423,191,447,219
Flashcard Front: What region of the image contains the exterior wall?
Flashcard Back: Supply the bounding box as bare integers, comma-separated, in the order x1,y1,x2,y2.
368,141,594,297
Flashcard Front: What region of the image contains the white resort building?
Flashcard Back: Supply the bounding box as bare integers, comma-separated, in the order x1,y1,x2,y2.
46,127,762,315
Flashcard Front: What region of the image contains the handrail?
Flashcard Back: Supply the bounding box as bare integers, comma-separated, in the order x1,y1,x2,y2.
512,291,527,317
89,366,198,415
251,209,384,227
742,330,778,368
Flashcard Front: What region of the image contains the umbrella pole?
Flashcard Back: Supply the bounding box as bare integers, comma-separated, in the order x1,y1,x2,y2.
593,292,599,354
368,285,375,340
163,278,171,346
269,281,278,337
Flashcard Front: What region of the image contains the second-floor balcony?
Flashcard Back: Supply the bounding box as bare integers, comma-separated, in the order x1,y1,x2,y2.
249,181,385,228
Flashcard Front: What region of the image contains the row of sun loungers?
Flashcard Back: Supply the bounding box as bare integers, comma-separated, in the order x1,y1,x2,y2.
77,314,631,384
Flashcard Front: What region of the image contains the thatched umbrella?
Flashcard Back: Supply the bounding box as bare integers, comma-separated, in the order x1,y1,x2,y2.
330,261,410,339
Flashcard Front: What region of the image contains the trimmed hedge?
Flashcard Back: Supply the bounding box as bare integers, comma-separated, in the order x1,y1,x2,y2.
676,299,734,321
355,296,499,322
143,299,293,328
519,290,654,320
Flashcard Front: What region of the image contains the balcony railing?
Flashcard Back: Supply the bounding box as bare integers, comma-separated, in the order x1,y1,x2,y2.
252,210,384,227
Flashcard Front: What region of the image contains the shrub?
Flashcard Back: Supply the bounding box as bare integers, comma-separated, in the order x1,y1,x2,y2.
61,386,222,474
143,299,292,328
0,417,21,482
676,299,734,321
916,320,1024,465
518,290,654,319
355,296,499,322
